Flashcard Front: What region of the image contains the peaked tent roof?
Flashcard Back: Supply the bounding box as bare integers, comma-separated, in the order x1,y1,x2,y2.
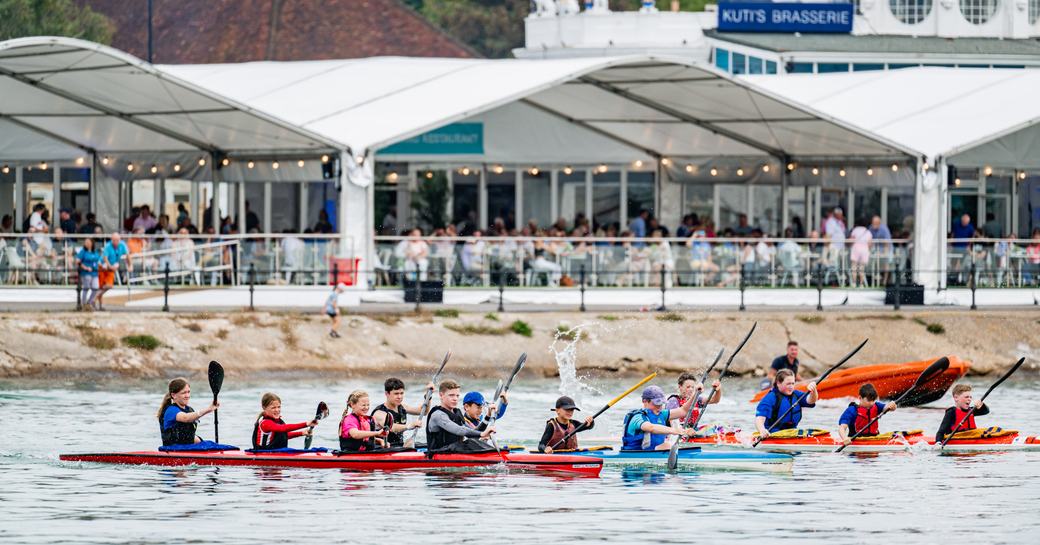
744,67,1040,167
163,55,917,161
0,36,340,161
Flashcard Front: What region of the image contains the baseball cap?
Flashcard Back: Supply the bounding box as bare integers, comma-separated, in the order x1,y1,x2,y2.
553,396,580,411
462,391,486,406
642,385,666,407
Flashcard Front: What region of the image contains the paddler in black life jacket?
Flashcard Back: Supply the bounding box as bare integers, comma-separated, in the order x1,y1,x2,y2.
837,383,896,445
755,369,819,438
339,390,388,451
538,396,594,454
252,392,317,450
425,380,494,452
371,377,430,448
935,383,990,442
157,377,219,446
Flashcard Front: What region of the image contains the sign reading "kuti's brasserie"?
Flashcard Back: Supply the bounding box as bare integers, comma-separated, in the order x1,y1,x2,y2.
717,2,854,33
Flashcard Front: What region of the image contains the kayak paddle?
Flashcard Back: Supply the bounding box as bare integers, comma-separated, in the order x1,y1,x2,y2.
753,338,868,447
207,360,224,443
503,353,527,393
835,356,950,453
669,323,757,470
406,350,451,445
939,357,1025,450
485,379,507,461
303,401,329,450
549,371,658,450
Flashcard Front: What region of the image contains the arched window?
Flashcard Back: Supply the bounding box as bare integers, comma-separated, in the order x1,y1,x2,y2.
888,0,933,24
959,0,998,24
1030,0,1039,25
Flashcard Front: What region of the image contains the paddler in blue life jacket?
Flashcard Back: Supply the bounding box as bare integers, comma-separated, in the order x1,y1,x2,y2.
621,385,700,451
837,383,896,445
755,369,819,438
461,390,508,431
156,377,219,446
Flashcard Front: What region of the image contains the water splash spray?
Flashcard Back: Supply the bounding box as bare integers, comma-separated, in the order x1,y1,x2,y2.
549,323,604,405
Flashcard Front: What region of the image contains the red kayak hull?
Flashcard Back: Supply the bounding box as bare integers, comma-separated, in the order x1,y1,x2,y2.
59,450,602,476
750,356,970,406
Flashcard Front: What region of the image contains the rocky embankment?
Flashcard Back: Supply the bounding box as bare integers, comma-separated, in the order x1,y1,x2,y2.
0,310,1037,383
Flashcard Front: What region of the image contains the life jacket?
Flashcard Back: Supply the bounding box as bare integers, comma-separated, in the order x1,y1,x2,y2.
159,404,198,446
621,408,670,451
849,402,880,436
953,406,977,433
372,403,407,447
252,415,290,450
425,406,467,451
339,413,377,452
547,418,578,451
766,389,803,432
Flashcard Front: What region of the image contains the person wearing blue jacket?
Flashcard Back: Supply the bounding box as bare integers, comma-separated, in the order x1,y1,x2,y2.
755,369,818,438
461,391,508,431
837,383,895,444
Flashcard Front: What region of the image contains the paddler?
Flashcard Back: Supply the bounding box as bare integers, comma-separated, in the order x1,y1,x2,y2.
837,384,895,444
370,377,429,448
538,396,594,453
620,385,700,451
157,377,220,446
755,369,819,438
767,341,802,383
460,390,508,431
425,380,495,452
252,392,318,450
339,390,388,451
935,384,990,442
666,371,721,429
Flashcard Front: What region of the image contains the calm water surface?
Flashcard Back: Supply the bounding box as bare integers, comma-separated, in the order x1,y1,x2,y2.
2,376,1038,544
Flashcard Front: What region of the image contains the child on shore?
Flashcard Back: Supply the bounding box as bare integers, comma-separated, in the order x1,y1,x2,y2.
252,392,317,450
837,383,895,444
325,283,346,338
538,396,595,453
936,384,990,442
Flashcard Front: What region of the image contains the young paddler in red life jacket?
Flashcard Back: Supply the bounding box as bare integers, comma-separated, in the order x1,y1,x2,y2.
538,396,594,454
666,371,722,429
252,393,318,450
370,377,431,448
157,377,220,446
935,383,991,442
339,390,388,451
837,383,896,445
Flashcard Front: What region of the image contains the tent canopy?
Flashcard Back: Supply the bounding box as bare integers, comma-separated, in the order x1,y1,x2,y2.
745,67,1040,168
0,36,340,162
163,55,916,163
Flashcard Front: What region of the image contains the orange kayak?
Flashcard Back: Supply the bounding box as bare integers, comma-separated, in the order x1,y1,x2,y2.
750,356,970,406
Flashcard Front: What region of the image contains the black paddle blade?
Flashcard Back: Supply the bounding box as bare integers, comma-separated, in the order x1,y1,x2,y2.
207,361,224,400
912,357,950,391
505,353,527,391
316,401,330,420
980,357,1026,402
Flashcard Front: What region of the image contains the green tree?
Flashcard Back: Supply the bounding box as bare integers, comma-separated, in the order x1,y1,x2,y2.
0,0,112,43
411,171,450,230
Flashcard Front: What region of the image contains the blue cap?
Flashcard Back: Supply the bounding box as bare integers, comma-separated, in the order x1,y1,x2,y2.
642,385,666,407
463,391,486,406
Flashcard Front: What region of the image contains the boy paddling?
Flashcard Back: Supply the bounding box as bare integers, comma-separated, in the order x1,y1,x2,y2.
936,384,990,442
425,380,495,452
621,386,699,451
538,396,594,453
460,390,508,431
837,384,896,444
370,378,429,448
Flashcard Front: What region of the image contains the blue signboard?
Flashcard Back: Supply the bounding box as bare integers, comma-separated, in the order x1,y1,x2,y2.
379,123,484,155
717,2,853,33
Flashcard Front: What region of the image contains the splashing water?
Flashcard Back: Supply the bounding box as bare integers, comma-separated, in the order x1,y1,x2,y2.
548,323,603,406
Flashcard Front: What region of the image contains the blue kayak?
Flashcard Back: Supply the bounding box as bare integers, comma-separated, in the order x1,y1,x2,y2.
562,446,794,473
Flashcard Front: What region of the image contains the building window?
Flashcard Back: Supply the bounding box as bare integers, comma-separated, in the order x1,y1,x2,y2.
959,0,998,24
766,60,777,74
748,56,763,74
817,63,849,73
787,62,813,73
1030,0,1039,24
715,48,730,72
853,63,885,71
887,63,919,70
889,0,932,24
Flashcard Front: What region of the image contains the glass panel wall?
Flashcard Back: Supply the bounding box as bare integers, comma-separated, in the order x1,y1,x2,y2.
627,171,655,231
886,188,915,237
486,170,516,233
270,183,299,233
592,169,620,232
557,169,586,230
682,184,713,229
718,184,748,233
752,185,781,236
522,170,551,231
452,169,479,234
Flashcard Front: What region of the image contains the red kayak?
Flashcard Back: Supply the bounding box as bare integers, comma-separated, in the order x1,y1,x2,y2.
750,356,970,406
59,450,603,476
